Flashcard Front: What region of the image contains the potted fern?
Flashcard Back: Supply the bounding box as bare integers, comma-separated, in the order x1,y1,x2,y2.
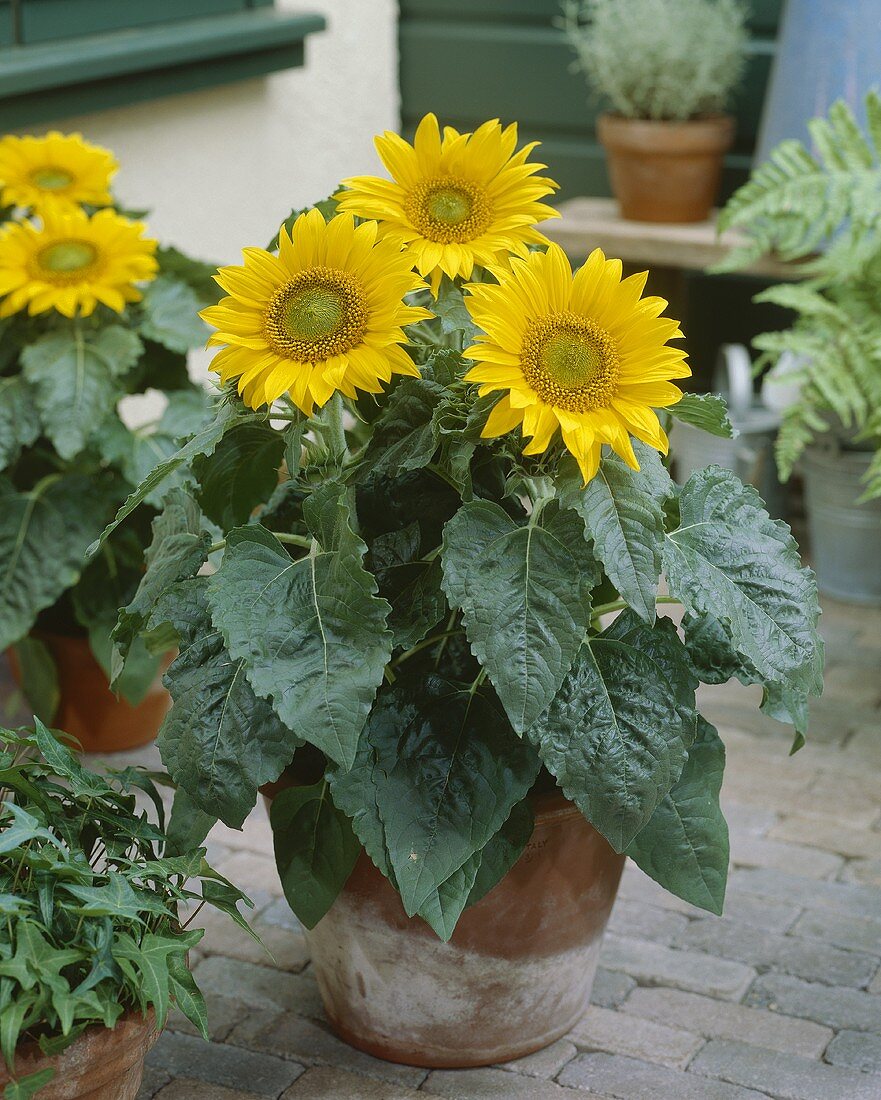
0,719,251,1099
0,132,219,748
95,114,822,1068
561,0,748,222
717,92,881,605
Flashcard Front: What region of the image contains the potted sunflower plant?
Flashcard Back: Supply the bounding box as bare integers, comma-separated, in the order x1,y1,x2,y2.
0,131,219,750
94,113,823,1068
0,718,251,1099
561,0,748,222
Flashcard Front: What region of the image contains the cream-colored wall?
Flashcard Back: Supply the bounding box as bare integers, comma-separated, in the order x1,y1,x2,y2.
35,0,399,266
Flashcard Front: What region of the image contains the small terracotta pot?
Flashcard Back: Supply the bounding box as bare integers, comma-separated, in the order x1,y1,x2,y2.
0,1012,158,1099
297,790,625,1068
597,112,735,223
7,632,172,754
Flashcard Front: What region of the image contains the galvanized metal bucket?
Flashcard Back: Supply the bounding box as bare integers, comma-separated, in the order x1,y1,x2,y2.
671,345,785,516
803,445,881,606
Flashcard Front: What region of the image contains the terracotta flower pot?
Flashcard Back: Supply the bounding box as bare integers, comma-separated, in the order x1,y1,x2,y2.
597,112,735,223
300,791,625,1068
7,631,171,754
0,1012,158,1099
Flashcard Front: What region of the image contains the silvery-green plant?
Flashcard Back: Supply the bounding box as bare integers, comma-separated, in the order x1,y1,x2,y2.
561,0,748,121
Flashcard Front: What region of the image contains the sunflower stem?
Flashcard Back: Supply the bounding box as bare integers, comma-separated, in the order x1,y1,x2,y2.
208,531,312,555
391,629,463,669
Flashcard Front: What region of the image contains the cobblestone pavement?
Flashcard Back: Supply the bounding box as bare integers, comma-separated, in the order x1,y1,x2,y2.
3,595,880,1099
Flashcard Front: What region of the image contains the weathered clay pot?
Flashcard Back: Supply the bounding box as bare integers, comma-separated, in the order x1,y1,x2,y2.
7,632,171,753
303,790,625,1067
597,112,735,223
0,1012,158,1098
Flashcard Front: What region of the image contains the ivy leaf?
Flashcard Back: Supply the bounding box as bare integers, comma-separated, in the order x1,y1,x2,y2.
560,442,673,623
22,326,142,460
663,467,824,697
168,952,209,1039
89,400,254,553
139,275,210,353
111,931,182,1028
153,578,297,828
359,377,444,477
194,422,285,529
526,621,694,851
269,780,361,929
0,376,40,471
208,490,392,770
669,393,736,438
329,674,541,917
0,474,113,650
112,489,210,677
626,717,729,914
441,501,597,733
3,1068,56,1098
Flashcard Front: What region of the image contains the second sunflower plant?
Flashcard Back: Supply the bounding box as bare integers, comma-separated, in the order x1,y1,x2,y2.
94,115,823,935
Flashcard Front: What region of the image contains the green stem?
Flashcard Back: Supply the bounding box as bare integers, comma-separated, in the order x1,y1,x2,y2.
468,667,488,696
208,531,312,555
391,629,462,669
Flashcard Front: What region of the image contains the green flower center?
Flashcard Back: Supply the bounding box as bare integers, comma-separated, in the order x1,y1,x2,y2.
263,266,368,362
521,312,620,412
405,175,492,244
36,240,99,280
30,167,75,192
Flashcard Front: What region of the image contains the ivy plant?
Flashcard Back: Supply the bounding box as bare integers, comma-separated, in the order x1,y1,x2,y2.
0,719,252,1098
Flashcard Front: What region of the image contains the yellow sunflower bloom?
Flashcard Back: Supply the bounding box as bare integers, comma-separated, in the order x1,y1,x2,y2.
463,244,690,483
201,209,430,415
336,113,559,294
0,207,157,319
0,131,116,214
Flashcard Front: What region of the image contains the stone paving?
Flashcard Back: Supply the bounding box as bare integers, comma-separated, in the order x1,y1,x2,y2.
3,595,880,1099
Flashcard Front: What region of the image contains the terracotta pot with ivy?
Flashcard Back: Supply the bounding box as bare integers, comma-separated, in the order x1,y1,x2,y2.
0,131,219,750
96,115,823,1067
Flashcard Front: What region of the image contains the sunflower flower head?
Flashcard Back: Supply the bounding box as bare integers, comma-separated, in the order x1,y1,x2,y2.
336,113,559,295
463,244,690,483
201,209,431,415
0,132,117,215
0,207,157,319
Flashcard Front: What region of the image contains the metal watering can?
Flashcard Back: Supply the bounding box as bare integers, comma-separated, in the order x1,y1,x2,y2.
671,344,786,517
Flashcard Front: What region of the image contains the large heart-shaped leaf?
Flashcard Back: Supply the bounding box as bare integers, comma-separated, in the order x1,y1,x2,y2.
329,674,540,918
441,501,597,733
663,466,823,696
669,393,736,438
527,621,693,851
194,422,285,530
0,376,40,472
138,275,210,353
560,443,673,623
208,488,392,769
22,326,142,460
153,578,297,828
626,717,729,914
0,474,113,650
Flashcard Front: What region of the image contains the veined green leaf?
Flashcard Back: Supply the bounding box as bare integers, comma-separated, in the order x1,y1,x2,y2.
669,393,736,438
139,275,210,353
0,376,40,472
194,422,285,529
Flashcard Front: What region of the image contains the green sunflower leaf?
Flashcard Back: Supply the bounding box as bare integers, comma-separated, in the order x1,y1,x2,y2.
0,376,40,472
139,275,210,353
194,422,286,530
441,500,598,733
669,393,736,438
359,377,445,478
21,325,142,460
560,442,673,623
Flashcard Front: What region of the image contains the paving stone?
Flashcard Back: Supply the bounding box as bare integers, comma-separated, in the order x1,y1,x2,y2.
800,774,881,829
792,907,881,955
423,1067,599,1098
497,1038,577,1078
721,800,778,836
870,965,881,994
840,858,881,888
824,1029,881,1074
217,851,284,899
589,968,636,1009
690,1039,880,1100
568,1005,702,1069
622,987,832,1059
771,816,881,861
606,898,690,944
729,867,881,920
137,1064,171,1099
674,916,879,987
558,1052,767,1099
259,896,305,932
745,973,881,1032
821,662,881,707
146,1032,304,1096
281,1066,424,1098
599,934,756,1000
227,1011,427,1089
729,834,844,879
193,956,324,1018
154,1081,265,1100
167,990,247,1041
199,909,310,973
210,807,274,856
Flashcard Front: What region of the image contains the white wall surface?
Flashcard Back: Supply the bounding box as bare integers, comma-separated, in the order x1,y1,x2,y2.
30,0,399,266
